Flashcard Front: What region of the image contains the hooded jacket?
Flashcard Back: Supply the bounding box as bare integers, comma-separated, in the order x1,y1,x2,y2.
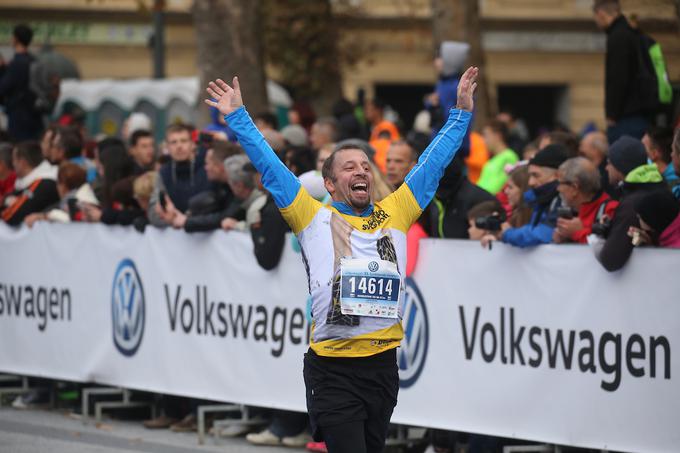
597,164,668,271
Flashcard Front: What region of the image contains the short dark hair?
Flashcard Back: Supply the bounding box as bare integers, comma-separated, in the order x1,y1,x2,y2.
58,127,83,160
209,140,243,163
284,146,315,176
254,112,279,130
57,162,87,190
467,200,504,221
321,144,367,181
14,141,43,168
547,130,579,157
647,126,674,164
166,123,193,137
13,24,33,47
390,140,419,162
130,129,153,147
593,0,620,14
0,143,13,169
485,119,510,145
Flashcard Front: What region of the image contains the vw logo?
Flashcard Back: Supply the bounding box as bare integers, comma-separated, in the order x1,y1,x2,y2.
368,261,379,272
111,258,145,357
398,278,429,388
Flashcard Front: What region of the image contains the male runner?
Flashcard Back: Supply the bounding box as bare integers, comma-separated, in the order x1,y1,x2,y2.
206,66,478,453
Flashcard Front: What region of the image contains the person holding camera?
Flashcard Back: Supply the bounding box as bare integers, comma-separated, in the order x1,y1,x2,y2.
467,199,505,241
483,144,568,248
590,136,668,271
552,157,618,244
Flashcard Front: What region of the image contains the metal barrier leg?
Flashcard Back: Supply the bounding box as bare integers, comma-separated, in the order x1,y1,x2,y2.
93,389,153,423
0,375,30,406
81,387,124,424
196,404,241,445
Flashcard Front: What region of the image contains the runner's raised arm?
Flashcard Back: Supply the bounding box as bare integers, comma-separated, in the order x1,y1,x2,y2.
205,77,301,209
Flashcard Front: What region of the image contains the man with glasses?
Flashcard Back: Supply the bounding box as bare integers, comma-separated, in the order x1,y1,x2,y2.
553,157,618,244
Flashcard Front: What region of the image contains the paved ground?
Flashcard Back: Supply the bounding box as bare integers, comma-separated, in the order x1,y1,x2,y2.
0,407,291,453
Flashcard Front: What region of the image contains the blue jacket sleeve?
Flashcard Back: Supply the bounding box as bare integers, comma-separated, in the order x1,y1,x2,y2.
404,108,471,209
225,106,300,209
501,224,554,248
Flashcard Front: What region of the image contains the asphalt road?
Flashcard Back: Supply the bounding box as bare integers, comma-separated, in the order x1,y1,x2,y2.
0,407,290,453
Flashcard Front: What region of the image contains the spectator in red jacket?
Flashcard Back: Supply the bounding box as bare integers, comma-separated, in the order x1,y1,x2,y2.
0,142,16,206
1,141,59,226
553,157,618,244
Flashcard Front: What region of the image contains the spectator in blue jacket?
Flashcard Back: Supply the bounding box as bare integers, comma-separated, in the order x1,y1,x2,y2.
482,144,568,248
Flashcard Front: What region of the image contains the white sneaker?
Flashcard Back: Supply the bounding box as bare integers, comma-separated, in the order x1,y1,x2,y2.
11,395,27,409
246,428,282,446
282,431,312,448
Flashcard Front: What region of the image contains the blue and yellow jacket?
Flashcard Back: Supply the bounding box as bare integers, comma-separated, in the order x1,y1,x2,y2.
226,106,470,357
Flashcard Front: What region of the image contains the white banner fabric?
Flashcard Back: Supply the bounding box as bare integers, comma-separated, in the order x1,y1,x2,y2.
0,223,677,453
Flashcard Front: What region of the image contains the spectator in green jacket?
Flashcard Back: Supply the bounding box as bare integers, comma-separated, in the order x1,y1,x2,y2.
477,119,517,194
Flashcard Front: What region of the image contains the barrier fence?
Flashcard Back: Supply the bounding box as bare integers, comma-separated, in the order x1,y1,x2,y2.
0,223,677,453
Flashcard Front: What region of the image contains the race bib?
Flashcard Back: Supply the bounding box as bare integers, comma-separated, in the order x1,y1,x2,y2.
339,257,401,318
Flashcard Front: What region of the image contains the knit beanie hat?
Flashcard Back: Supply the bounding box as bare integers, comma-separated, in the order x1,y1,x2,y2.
529,144,568,169
635,190,680,233
608,136,647,176
439,41,470,77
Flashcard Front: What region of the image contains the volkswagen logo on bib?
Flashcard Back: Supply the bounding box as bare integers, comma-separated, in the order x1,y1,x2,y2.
111,258,145,357
398,277,429,388
368,261,379,272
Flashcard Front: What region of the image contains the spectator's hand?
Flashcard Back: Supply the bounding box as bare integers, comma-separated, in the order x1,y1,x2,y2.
556,217,583,239
627,226,651,246
24,213,45,228
205,76,243,116
455,66,478,112
480,234,497,250
552,229,565,243
155,194,177,225
221,217,238,231
82,204,102,222
172,212,187,229
500,222,511,233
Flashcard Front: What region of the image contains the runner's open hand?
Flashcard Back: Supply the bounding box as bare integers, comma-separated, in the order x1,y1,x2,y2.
205,76,243,116
456,66,478,112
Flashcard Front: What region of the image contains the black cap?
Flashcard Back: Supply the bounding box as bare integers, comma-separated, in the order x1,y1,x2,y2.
529,144,569,169
608,136,647,176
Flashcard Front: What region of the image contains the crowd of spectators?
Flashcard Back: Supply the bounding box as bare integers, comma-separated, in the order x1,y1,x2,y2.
2,3,680,451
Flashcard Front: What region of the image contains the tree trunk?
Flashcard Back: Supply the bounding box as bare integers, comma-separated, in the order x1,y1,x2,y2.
262,0,343,116
192,0,269,128
430,0,493,128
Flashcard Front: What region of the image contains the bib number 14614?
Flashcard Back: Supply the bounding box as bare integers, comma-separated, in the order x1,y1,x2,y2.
346,276,394,298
